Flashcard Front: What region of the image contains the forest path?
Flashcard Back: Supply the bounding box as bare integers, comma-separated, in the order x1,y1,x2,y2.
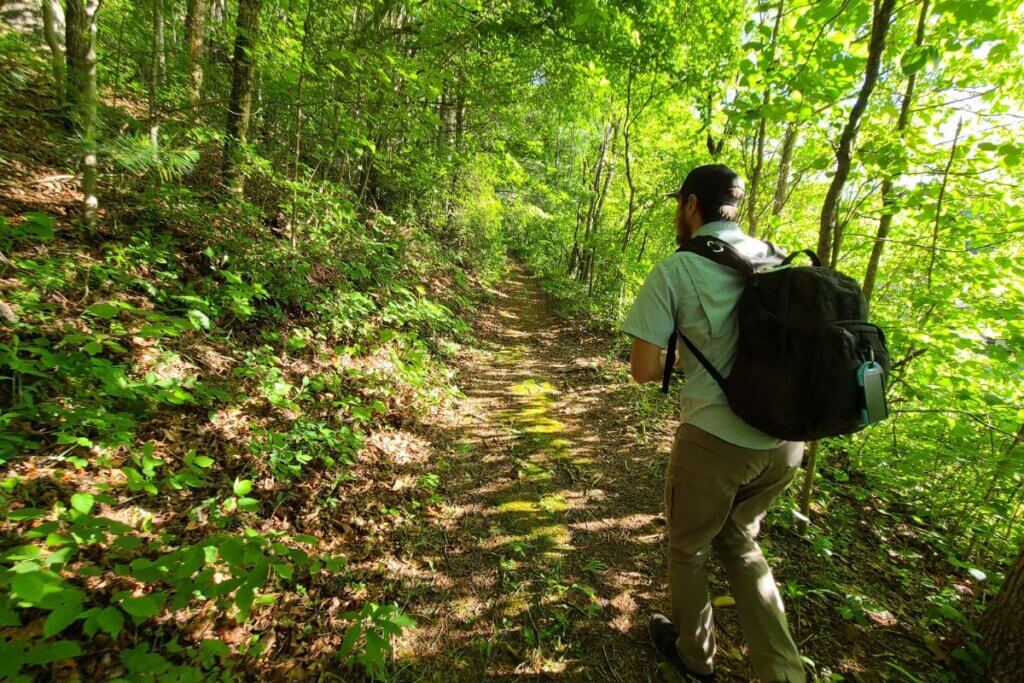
400,267,745,681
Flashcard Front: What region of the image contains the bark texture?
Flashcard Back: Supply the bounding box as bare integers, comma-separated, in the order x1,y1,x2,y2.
41,0,65,105
222,0,263,192
772,123,798,218
981,545,1024,681
65,0,101,226
184,0,208,113
64,0,88,127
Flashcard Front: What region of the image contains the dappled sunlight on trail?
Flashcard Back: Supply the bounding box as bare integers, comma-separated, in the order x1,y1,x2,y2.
396,268,681,680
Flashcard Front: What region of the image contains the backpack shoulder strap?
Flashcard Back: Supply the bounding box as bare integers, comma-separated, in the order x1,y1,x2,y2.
661,329,727,394
677,236,756,275
661,237,740,394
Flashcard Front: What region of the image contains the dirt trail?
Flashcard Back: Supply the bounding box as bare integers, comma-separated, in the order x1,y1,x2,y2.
399,268,757,681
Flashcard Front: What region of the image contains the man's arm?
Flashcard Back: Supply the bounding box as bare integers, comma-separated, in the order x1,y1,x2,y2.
630,336,666,384
622,261,679,384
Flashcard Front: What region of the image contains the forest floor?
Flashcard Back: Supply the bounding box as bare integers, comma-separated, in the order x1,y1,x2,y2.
395,269,953,682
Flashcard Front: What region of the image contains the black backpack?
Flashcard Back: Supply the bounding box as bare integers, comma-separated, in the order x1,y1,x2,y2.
661,235,890,442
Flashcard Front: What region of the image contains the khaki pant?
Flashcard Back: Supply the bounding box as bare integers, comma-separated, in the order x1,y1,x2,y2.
665,424,806,683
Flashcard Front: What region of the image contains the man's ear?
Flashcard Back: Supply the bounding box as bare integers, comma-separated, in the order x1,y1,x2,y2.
686,194,700,217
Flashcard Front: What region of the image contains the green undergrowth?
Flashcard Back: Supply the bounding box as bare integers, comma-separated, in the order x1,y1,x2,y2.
0,181,495,678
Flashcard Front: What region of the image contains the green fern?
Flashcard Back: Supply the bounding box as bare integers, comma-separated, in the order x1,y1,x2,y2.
101,134,199,182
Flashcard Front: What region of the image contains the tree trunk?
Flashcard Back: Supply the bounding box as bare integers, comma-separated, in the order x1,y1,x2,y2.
817,0,896,268
222,0,263,193
149,0,163,184
620,69,637,253
926,118,962,289
578,121,615,282
771,123,798,218
64,0,100,226
289,0,314,250
455,92,466,150
746,0,785,238
41,0,66,106
155,0,165,86
863,0,930,305
796,441,818,534
980,545,1024,681
64,0,89,128
184,0,208,115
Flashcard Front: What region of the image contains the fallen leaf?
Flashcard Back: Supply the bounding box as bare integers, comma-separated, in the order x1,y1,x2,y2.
0,300,17,323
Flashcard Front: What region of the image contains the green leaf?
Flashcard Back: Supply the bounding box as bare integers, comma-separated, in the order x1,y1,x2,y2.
233,479,253,496
272,562,294,580
23,639,81,665
43,600,83,637
192,455,214,468
219,537,244,565
199,638,231,661
187,309,211,330
70,493,94,515
120,593,165,622
234,585,255,621
0,596,20,627
8,508,48,521
97,606,125,637
85,302,120,319
22,212,55,240
338,623,362,662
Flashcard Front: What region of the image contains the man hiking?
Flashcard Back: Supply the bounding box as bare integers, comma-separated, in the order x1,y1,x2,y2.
622,164,806,682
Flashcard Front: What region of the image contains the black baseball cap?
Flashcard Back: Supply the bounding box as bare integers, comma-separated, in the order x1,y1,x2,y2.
666,164,745,211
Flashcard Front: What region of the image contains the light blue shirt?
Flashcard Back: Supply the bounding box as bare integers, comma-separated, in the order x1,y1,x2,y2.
622,221,783,449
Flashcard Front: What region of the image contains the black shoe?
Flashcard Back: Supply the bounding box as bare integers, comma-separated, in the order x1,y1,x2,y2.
649,614,718,682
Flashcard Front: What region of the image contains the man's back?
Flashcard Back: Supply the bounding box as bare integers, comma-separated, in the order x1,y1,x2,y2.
623,219,781,449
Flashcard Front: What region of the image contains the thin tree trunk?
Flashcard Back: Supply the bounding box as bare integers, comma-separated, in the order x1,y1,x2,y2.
149,0,164,185
41,0,66,106
926,118,962,289
772,123,798,218
289,0,314,251
579,121,615,282
455,92,466,150
155,0,165,86
637,227,649,262
222,0,263,193
184,0,208,115
64,0,88,128
817,0,897,268
863,0,930,305
82,0,100,227
747,0,785,238
980,545,1024,681
620,69,637,252
111,12,125,108
66,0,101,227
797,441,818,533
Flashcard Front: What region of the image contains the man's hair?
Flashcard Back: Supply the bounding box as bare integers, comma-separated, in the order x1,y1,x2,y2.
678,164,745,223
